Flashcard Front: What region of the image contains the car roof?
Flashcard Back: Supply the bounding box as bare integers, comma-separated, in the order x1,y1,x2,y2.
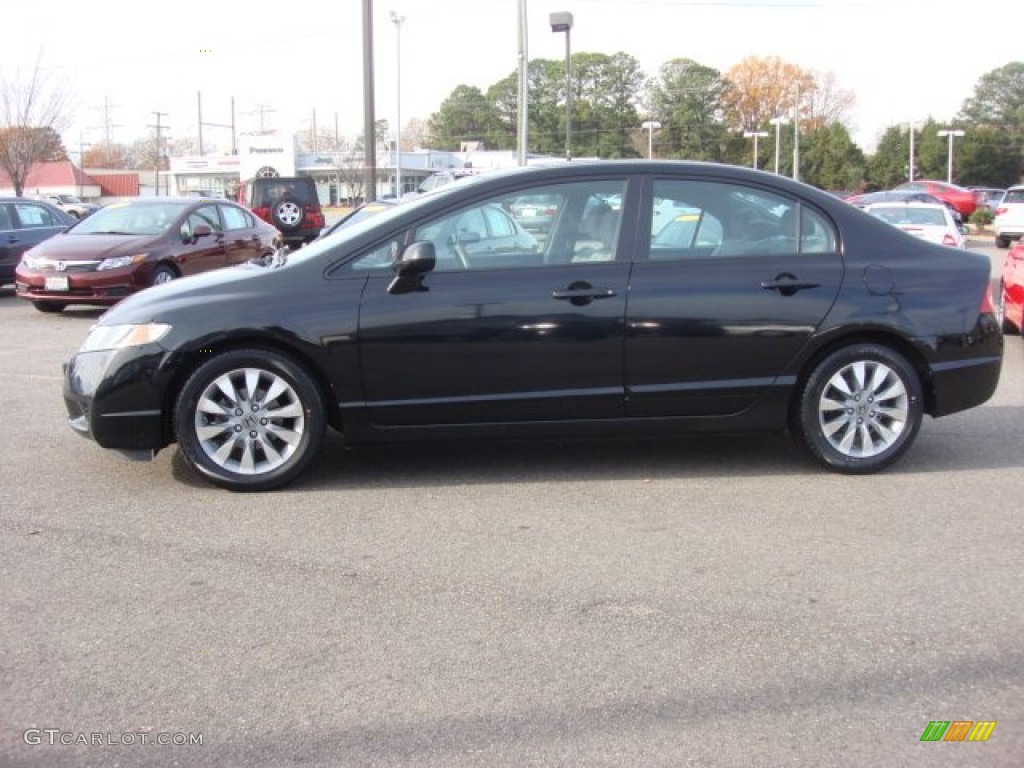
866,201,947,209
104,197,238,205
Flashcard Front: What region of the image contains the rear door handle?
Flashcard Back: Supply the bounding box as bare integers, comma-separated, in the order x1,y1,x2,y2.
761,272,820,296
552,288,616,300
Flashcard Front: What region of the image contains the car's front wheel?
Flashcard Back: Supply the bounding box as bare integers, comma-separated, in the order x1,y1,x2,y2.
174,348,326,491
793,344,923,474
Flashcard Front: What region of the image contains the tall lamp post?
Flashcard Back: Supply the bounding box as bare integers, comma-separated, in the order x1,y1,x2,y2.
908,121,916,181
641,120,661,159
550,12,573,161
390,10,405,197
768,117,789,174
937,128,965,184
743,130,769,169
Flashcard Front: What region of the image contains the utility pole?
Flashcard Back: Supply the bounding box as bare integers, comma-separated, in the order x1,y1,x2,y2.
89,95,122,150
517,0,529,166
362,0,377,202
150,112,169,196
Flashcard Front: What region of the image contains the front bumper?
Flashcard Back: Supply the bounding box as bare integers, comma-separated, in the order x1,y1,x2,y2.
63,345,171,453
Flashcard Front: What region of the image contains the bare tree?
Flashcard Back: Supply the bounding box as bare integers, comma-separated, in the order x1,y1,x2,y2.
0,54,72,196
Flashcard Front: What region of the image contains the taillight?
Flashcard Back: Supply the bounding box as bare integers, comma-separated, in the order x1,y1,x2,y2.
942,233,957,246
979,282,995,314
304,206,325,228
253,206,271,221
994,207,1007,217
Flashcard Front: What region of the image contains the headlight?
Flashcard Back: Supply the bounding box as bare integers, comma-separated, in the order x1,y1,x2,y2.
98,254,147,270
80,323,171,352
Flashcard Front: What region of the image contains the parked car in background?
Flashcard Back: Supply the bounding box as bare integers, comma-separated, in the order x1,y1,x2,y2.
508,193,561,234
15,197,280,312
969,186,1006,211
893,180,978,219
864,202,967,248
993,184,1024,248
0,197,75,286
999,240,1024,336
238,176,324,249
846,189,965,224
317,199,400,240
60,161,1001,491
33,193,100,220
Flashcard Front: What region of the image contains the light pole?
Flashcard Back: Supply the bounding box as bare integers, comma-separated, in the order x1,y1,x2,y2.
517,0,528,166
937,128,965,184
550,12,573,162
769,116,789,174
641,120,661,159
390,10,405,197
743,130,769,169
908,121,916,181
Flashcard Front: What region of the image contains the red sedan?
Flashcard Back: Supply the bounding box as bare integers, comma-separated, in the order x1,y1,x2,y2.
15,197,280,313
1000,241,1024,337
894,180,979,219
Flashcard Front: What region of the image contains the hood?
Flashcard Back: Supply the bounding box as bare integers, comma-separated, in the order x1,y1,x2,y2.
28,232,158,261
99,260,291,325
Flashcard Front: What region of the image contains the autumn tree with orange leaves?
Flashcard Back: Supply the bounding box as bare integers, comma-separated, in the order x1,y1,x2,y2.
722,56,853,132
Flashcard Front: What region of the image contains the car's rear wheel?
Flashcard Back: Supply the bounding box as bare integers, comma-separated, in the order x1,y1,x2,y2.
793,344,923,474
174,348,326,491
32,301,66,313
272,198,303,231
995,235,1010,249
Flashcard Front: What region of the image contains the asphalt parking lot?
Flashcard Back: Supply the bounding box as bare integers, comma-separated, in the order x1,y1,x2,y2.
1,237,1022,766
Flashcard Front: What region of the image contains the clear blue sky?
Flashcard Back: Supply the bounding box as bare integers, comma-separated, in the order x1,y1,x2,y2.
5,0,1019,155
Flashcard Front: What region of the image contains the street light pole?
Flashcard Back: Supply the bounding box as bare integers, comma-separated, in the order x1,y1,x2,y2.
769,116,789,174
550,12,573,162
641,120,661,159
743,130,769,170
516,0,528,166
908,121,916,182
390,10,405,197
937,128,965,184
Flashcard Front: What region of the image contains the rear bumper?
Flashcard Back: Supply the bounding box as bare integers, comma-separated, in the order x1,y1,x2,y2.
925,326,1003,417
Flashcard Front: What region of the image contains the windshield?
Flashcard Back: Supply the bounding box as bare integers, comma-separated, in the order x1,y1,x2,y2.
870,207,948,227
72,201,189,236
285,178,496,266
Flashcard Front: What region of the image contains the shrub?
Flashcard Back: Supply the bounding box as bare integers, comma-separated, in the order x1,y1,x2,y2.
971,207,994,228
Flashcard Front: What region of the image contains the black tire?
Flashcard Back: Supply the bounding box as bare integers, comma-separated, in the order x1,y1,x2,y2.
151,265,178,286
271,198,303,232
792,344,923,474
995,236,1009,249
174,348,326,491
32,301,66,313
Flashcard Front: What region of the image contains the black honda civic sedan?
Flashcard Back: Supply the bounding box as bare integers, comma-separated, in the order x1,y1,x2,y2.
63,161,1003,491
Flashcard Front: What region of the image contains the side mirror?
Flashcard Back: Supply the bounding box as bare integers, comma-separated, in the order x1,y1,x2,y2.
389,241,436,294
394,241,436,276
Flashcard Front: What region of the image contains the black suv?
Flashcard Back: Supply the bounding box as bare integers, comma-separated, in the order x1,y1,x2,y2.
240,176,324,248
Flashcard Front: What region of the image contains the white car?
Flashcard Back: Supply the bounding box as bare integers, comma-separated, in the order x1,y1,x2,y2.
993,185,1024,249
864,202,967,249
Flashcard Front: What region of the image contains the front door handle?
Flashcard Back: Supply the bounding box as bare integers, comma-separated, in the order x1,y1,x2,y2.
552,282,617,306
761,272,820,297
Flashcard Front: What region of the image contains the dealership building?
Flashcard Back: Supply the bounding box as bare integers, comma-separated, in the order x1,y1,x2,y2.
167,131,532,204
